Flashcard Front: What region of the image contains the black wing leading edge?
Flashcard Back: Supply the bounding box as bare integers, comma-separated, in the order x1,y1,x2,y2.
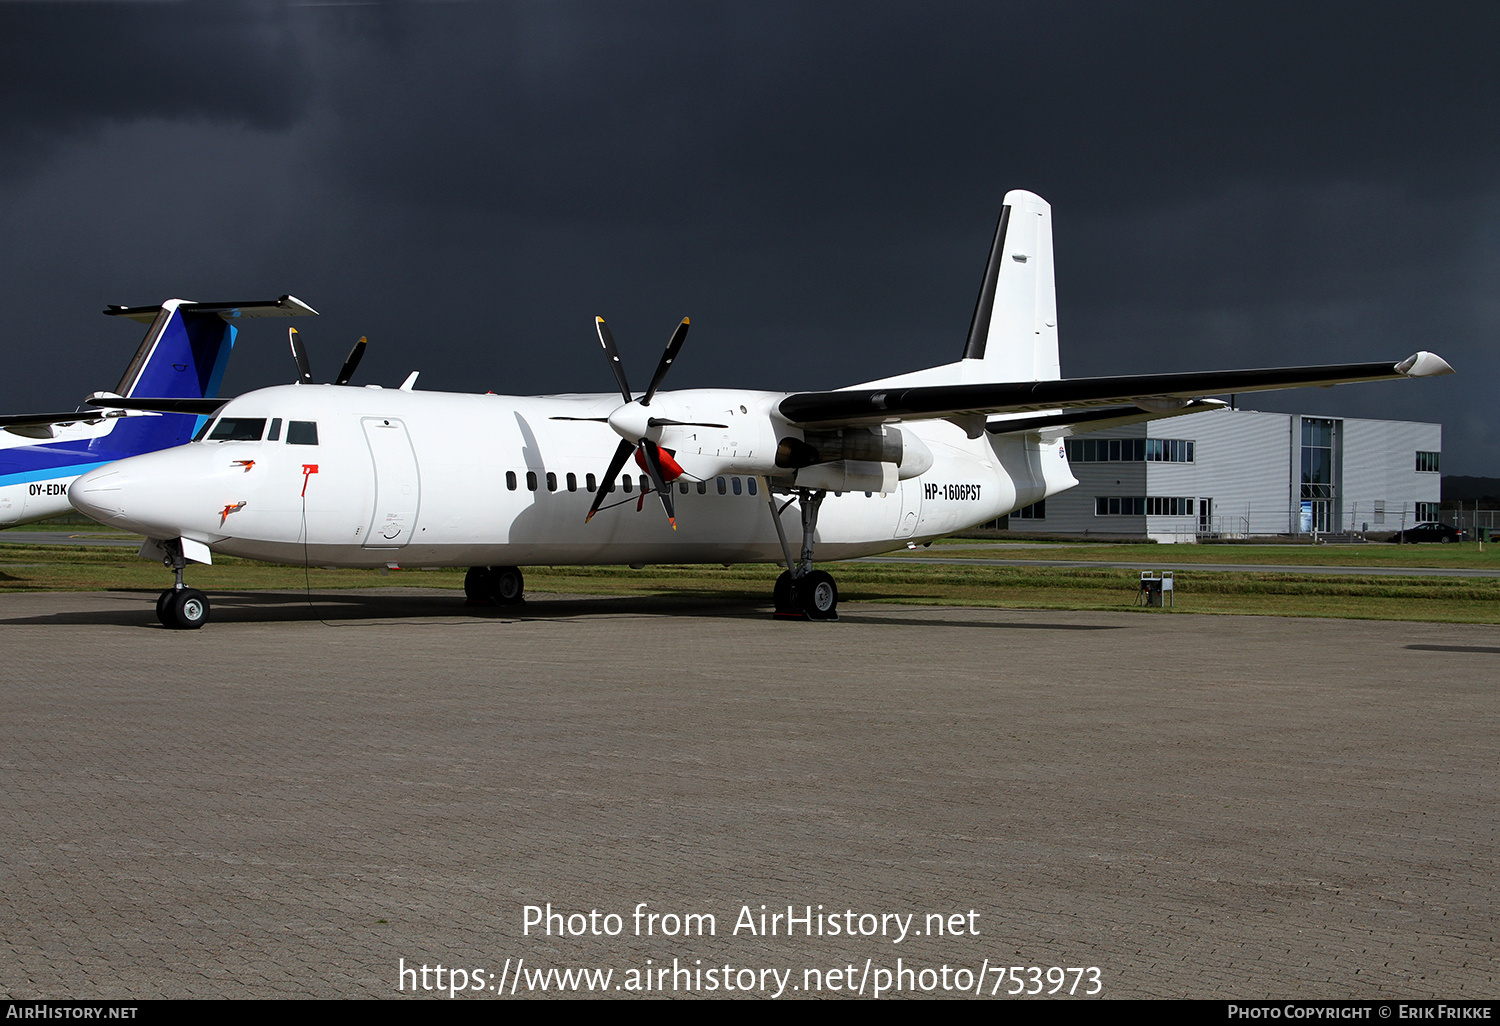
777,353,1454,429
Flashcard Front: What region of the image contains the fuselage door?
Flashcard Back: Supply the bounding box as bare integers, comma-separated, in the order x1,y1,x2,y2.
362,417,420,548
896,478,922,539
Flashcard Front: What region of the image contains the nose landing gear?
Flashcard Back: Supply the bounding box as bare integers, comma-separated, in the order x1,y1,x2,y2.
155,541,210,629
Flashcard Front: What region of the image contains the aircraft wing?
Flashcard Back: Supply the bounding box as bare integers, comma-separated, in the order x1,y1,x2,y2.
777,352,1454,428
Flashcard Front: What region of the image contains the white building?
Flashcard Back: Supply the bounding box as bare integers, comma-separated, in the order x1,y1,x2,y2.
1007,409,1442,542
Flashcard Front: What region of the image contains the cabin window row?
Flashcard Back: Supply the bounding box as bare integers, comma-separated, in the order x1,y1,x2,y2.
504,472,760,497
197,417,318,445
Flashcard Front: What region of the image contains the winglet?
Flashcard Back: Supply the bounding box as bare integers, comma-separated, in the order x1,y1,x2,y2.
1395,351,1455,377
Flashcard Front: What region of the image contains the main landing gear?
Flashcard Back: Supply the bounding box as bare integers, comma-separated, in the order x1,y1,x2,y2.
767,487,839,621
155,541,209,630
464,565,526,606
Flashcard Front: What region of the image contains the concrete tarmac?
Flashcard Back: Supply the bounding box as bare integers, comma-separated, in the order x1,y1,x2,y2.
1,588,1496,1000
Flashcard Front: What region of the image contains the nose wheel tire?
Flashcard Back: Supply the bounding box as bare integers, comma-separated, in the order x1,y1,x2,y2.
158,588,210,630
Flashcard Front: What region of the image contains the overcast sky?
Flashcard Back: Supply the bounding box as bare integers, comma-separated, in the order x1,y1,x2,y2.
2,1,1496,474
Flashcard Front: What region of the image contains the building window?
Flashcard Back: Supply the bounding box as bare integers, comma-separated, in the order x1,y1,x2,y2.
1301,418,1336,532
1416,451,1441,473
1416,502,1440,521
1065,438,1195,463
1095,496,1194,516
1012,501,1046,519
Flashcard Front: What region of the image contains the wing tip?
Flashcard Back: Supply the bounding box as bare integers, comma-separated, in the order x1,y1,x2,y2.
1396,351,1455,377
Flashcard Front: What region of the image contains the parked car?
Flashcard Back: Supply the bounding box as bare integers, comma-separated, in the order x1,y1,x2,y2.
1388,522,1469,543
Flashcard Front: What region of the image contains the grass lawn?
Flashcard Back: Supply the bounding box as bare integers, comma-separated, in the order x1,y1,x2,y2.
1,536,1496,625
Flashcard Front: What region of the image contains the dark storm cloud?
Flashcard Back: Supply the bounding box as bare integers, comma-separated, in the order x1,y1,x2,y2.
305,2,1500,221
0,0,310,175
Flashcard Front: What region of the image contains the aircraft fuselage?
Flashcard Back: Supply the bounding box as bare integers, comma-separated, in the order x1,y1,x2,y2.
70,383,1069,567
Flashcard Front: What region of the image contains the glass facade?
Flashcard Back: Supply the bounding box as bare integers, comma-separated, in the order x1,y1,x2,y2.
1300,418,1336,533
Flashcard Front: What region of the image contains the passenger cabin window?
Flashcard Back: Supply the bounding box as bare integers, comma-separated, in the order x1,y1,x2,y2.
267,418,282,442
567,473,578,492
546,472,557,492
587,473,598,493
747,478,758,496
526,471,538,491
639,475,650,493
622,476,633,493
697,481,707,494
732,477,742,495
208,418,267,441
716,477,727,495
506,471,517,491
287,421,318,445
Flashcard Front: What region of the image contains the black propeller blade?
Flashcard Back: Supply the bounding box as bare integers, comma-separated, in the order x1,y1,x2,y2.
584,438,638,524
333,336,367,386
595,317,632,404
288,327,314,384
638,439,676,526
642,317,689,406
289,328,368,386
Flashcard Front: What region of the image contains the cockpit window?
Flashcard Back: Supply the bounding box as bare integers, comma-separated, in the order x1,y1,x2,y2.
208,418,267,441
267,418,282,442
287,421,318,445
193,418,217,442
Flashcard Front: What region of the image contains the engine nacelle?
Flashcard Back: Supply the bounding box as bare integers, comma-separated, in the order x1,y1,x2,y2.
793,459,898,494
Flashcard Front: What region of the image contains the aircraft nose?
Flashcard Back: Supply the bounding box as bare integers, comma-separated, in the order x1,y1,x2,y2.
70,465,128,524
70,449,207,537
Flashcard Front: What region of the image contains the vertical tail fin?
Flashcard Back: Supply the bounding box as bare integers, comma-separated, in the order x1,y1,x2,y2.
112,299,237,403
961,189,1059,383
89,300,237,457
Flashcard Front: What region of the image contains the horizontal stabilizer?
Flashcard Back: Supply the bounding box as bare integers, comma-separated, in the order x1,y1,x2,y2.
104,295,318,324
0,409,115,429
779,353,1453,428
86,395,228,416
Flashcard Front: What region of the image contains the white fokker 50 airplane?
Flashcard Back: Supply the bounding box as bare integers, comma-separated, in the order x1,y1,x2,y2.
71,191,1452,628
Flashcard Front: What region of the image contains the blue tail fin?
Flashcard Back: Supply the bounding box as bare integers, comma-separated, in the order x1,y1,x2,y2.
88,300,237,458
